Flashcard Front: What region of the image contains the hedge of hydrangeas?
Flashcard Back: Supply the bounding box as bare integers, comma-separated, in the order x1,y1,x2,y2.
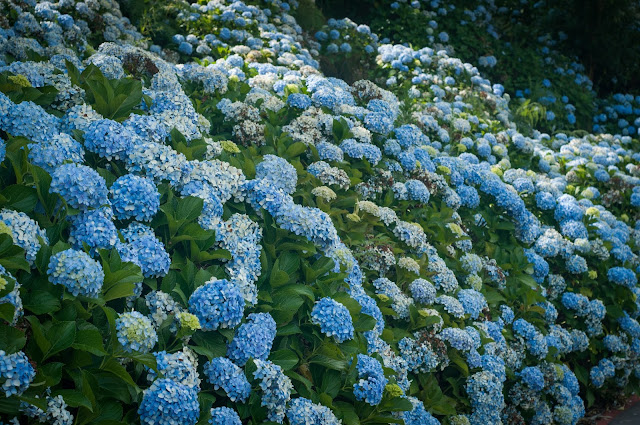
0,0,638,424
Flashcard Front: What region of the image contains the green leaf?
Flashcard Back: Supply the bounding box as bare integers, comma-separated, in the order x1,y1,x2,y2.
18,395,47,411
334,402,360,425
271,294,303,324
274,284,315,301
73,324,107,356
25,315,50,355
42,321,76,360
101,357,138,389
0,303,14,323
101,249,142,301
176,196,205,224
23,290,61,315
0,397,18,417
52,389,93,411
270,349,299,370
309,354,347,371
269,270,290,288
0,324,25,353
40,362,63,387
103,281,136,302
122,353,158,372
0,234,29,272
353,314,376,332
191,331,228,358
285,142,307,158
0,184,38,212
276,322,301,336
382,396,413,412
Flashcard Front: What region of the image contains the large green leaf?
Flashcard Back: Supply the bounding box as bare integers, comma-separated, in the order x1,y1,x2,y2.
72,323,107,356
42,321,76,360
269,349,299,370
0,324,25,353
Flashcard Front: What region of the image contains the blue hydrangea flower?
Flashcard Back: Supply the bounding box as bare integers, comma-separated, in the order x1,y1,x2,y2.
0,209,48,265
402,396,440,425
253,359,293,423
126,235,171,278
69,207,118,253
50,163,109,210
458,185,480,208
481,355,506,382
361,144,382,165
373,277,413,319
84,119,135,161
399,337,439,373
28,133,85,173
0,350,35,397
275,203,340,251
340,139,364,160
138,379,199,425
607,267,637,288
116,311,158,353
203,357,250,402
255,155,297,194
500,305,514,324
566,255,588,274
460,253,483,274
435,295,465,318
47,249,104,298
512,318,548,358
126,141,191,186
518,366,545,392
148,351,200,389
353,354,387,405
457,289,487,320
123,114,169,143
227,313,277,366
109,174,160,221
466,371,504,425
178,42,193,55
590,358,615,388
438,327,477,352
286,397,341,425
209,407,241,425
405,180,430,203
409,279,436,305
311,297,354,343
188,278,244,331
315,142,344,162
286,93,312,109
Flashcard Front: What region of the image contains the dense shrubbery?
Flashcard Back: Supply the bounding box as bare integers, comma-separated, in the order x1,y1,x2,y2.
314,0,640,136
0,0,639,424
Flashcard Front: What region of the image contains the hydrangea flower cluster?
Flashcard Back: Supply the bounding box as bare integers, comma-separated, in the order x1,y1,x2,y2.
353,354,388,405
310,297,354,343
138,379,200,425
116,311,158,353
1,0,640,422
0,351,35,397
109,174,160,221
203,357,251,402
188,278,244,331
47,249,104,298
253,359,293,423
227,313,277,366
50,163,109,210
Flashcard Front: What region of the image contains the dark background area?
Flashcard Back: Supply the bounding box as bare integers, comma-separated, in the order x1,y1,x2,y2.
312,0,640,97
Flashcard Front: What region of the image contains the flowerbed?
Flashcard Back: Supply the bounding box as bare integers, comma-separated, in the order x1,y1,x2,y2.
0,0,638,424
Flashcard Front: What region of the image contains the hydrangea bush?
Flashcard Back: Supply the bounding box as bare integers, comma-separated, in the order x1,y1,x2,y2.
0,0,639,424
